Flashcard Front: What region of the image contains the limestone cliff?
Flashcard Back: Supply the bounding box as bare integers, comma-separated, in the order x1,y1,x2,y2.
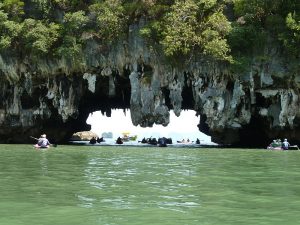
0,20,299,146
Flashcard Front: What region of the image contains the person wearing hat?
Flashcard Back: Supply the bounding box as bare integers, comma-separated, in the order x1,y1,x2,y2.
282,138,290,150
37,134,51,148
271,140,277,147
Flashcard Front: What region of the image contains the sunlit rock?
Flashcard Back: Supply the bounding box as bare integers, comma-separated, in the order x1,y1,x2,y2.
70,131,98,141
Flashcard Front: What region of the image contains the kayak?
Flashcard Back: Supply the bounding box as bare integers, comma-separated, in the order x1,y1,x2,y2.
267,145,299,150
267,146,282,150
34,144,50,149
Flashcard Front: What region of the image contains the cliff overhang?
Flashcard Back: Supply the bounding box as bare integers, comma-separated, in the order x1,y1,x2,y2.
0,21,299,146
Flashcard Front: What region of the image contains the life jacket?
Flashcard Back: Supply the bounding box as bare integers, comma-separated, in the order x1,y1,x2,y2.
39,138,49,147
283,141,289,148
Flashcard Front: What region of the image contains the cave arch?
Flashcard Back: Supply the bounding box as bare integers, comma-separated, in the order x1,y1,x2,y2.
86,109,212,144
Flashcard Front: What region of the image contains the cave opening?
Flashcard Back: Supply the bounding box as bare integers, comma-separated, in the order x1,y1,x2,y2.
86,109,213,144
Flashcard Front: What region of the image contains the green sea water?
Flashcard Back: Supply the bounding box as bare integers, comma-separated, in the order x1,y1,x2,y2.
0,144,300,225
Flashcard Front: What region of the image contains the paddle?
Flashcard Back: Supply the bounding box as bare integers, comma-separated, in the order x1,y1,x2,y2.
29,136,57,147
29,136,38,140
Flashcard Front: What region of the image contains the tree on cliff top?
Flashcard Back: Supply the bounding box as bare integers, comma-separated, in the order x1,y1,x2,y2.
0,3,22,50
231,0,300,56
89,0,127,42
0,0,299,65
280,12,300,56
140,0,232,63
1,0,24,20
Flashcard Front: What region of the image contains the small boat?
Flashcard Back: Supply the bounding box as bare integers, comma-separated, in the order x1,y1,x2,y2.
158,137,168,147
121,132,137,142
177,141,193,144
267,146,282,150
34,144,50,149
267,145,299,150
116,137,123,144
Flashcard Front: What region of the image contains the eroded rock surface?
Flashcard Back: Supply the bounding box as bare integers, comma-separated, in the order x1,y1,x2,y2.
0,20,299,146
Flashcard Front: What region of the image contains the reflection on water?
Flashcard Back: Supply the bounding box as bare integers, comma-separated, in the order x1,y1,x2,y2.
77,194,95,208
83,153,200,214
39,151,48,176
1,145,300,225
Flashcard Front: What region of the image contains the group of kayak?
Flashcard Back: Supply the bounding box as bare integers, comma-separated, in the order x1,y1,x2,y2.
267,138,299,150
89,137,104,144
139,137,173,147
33,133,299,150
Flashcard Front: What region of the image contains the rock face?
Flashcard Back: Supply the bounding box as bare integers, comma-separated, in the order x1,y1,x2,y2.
0,20,299,146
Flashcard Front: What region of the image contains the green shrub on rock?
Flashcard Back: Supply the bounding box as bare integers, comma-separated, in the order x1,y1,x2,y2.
22,18,60,55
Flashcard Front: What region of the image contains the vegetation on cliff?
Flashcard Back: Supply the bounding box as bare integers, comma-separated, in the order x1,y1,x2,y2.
0,0,299,68
229,0,300,72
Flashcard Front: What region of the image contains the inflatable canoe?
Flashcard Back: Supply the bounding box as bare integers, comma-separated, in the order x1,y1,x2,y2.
34,144,50,149
267,145,299,150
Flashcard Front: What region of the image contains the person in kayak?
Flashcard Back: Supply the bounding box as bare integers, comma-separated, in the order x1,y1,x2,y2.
282,138,290,150
37,134,51,148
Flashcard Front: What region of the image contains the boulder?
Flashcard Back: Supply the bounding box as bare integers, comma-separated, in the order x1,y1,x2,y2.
70,131,98,141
